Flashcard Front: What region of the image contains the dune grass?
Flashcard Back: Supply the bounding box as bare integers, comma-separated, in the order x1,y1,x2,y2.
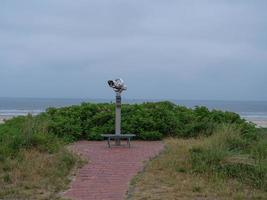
127,126,267,200
0,148,82,200
0,115,84,200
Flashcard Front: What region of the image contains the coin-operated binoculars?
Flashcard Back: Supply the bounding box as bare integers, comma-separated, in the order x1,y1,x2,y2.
108,78,127,94
108,79,126,143
102,78,135,147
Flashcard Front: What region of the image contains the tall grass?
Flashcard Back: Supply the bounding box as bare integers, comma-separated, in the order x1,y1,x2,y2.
0,114,81,199
128,137,267,200
0,114,62,159
0,148,80,199
190,124,267,189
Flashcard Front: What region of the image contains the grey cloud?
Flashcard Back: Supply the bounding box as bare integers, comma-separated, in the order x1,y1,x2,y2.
0,0,267,100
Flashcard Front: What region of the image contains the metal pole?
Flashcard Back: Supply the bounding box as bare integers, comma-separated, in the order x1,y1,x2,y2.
115,92,121,145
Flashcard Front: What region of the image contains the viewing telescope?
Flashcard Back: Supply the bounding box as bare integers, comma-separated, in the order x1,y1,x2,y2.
102,78,135,147
108,78,127,93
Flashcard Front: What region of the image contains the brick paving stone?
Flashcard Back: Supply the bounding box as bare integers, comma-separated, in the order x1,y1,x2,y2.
63,141,164,200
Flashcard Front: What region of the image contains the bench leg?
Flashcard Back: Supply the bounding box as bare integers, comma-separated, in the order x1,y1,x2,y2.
108,137,111,148
128,137,131,148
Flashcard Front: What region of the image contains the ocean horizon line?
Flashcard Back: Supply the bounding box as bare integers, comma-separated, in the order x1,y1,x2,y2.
0,97,267,120
0,97,267,103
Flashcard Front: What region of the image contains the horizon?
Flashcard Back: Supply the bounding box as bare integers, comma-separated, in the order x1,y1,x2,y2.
1,96,267,102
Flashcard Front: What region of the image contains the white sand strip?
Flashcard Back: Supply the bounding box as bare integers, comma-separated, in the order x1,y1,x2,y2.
250,120,267,128
0,116,14,124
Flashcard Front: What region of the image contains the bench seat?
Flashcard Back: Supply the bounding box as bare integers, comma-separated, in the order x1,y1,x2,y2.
101,134,136,148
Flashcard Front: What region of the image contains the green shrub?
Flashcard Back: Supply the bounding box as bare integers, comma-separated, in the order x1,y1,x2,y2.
43,101,254,140
139,131,163,140
47,106,82,140
27,132,61,153
86,127,104,141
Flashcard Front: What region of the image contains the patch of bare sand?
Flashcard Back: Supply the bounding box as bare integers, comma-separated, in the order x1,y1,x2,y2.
0,116,13,124
250,120,267,128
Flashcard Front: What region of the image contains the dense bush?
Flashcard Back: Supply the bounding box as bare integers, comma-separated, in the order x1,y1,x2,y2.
43,101,255,141
139,131,163,140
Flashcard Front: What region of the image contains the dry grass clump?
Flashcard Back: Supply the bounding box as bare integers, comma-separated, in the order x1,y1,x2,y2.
127,137,267,200
0,148,82,200
0,114,84,199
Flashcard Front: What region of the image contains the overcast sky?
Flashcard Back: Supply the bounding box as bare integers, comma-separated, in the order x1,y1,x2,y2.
0,0,267,100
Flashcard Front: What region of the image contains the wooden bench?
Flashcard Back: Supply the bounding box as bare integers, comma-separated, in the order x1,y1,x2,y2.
101,134,136,148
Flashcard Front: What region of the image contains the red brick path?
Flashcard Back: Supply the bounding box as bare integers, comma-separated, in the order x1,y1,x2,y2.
64,141,164,200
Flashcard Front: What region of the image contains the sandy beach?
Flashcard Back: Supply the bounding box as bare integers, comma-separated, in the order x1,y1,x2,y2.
249,120,267,128
0,116,13,124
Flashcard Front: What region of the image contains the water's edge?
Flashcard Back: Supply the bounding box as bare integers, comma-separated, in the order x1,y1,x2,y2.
0,98,267,127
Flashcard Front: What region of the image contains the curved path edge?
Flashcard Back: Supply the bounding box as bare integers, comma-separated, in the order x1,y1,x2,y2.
63,141,165,200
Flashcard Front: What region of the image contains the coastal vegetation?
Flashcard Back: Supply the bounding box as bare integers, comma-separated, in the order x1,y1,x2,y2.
0,115,82,199
45,101,254,141
128,129,267,199
0,101,266,199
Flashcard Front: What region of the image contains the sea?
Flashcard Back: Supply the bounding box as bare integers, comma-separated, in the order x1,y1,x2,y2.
0,97,267,121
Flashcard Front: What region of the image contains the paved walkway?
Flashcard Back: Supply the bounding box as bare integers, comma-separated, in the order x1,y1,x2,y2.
64,141,164,200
